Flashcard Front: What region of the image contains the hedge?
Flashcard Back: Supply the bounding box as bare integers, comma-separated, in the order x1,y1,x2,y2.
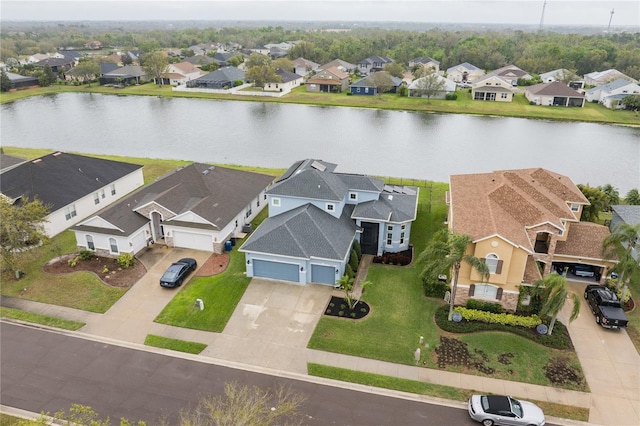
454,307,542,328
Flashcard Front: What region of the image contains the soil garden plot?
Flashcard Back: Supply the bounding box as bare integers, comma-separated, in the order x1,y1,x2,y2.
43,253,146,288
324,296,370,320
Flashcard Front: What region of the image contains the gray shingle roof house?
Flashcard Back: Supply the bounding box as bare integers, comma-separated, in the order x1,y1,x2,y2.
610,205,640,262
240,159,418,285
187,66,245,89
349,72,403,96
0,152,144,237
100,65,146,85
584,78,640,109
524,81,585,107
72,163,274,256
4,72,39,89
357,55,394,75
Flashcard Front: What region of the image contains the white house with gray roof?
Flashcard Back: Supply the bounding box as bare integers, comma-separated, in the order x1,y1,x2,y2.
72,163,274,257
240,159,418,285
446,62,485,83
584,78,640,109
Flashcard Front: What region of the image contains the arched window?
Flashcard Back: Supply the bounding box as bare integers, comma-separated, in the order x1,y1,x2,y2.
109,238,118,254
485,253,499,274
86,235,95,251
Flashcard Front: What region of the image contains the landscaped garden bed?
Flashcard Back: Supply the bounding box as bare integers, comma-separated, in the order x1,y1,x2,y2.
43,252,146,288
324,296,370,319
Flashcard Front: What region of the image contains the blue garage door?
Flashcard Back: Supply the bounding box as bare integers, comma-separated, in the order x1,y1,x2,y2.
311,264,336,285
253,260,299,282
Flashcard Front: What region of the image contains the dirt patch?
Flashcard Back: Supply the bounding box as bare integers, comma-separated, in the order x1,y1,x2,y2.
544,356,584,387
43,253,146,288
435,336,495,374
195,252,229,276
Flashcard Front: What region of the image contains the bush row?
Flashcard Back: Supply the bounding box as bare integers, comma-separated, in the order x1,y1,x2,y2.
454,307,542,328
466,299,503,313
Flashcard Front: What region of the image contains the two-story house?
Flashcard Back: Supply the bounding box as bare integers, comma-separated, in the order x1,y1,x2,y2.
240,159,418,285
448,168,614,311
357,56,394,75
446,62,485,83
471,74,517,102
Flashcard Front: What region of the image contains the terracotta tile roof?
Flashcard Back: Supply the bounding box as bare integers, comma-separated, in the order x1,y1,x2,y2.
555,222,612,260
450,168,587,251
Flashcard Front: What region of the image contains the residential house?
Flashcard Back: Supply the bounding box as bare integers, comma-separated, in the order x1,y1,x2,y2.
0,152,144,237
211,52,237,67
409,57,440,74
446,62,485,83
357,55,394,75
186,67,245,89
408,75,456,99
34,57,75,77
524,81,585,107
448,168,614,311
100,65,146,86
267,47,288,60
53,50,82,63
72,164,274,257
264,69,303,93
609,205,640,261
247,46,270,56
584,78,640,109
584,69,638,86
539,68,584,90
85,40,103,50
25,53,49,64
306,66,350,93
99,62,120,77
4,71,39,90
184,55,217,68
292,58,319,77
471,74,517,102
240,159,418,285
489,64,533,86
164,61,205,85
319,59,356,74
127,50,144,63
349,72,403,96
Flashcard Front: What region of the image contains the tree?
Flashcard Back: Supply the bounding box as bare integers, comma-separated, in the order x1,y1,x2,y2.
1,68,13,92
600,184,620,210
246,64,279,88
272,58,294,72
337,274,371,310
418,229,490,321
0,196,50,274
179,382,306,426
141,51,169,85
556,69,580,85
70,58,100,86
621,94,640,111
121,53,133,66
37,65,56,86
602,222,640,304
245,52,271,68
535,273,580,335
227,54,244,67
577,184,607,222
367,71,394,97
626,189,640,205
412,72,446,103
383,62,405,79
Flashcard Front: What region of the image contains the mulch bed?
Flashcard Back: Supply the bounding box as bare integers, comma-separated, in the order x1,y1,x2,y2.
324,296,370,320
194,253,229,276
43,253,146,288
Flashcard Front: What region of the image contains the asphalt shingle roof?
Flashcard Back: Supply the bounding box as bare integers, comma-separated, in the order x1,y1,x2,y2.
612,205,640,225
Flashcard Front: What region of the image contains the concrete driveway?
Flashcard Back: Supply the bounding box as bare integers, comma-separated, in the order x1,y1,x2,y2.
562,280,640,426
80,246,211,342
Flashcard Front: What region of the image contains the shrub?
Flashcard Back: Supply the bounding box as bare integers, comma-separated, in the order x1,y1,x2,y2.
349,249,359,272
466,299,503,313
78,250,94,261
372,256,383,263
67,256,79,267
606,279,631,303
102,266,109,274
352,239,362,261
423,277,449,298
345,264,355,280
117,253,135,269
454,307,541,328
445,93,457,100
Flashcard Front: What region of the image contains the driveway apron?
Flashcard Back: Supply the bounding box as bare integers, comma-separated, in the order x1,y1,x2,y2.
79,247,211,343
562,280,640,426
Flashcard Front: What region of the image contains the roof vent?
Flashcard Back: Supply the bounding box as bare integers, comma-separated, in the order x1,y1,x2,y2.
32,159,42,164
311,161,326,171
203,170,210,175
53,152,62,156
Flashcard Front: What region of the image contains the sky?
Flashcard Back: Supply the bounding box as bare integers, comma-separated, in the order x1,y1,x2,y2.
1,0,639,27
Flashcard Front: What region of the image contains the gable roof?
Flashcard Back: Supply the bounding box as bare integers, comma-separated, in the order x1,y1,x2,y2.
194,66,244,83
274,68,302,83
319,59,356,71
554,222,612,259
240,203,357,260
350,72,403,88
410,57,439,65
526,81,585,97
105,65,145,78
171,61,201,73
358,55,394,66
447,62,482,73
586,78,640,94
408,75,457,91
184,55,216,66
73,163,274,236
293,57,319,69
352,188,418,223
0,152,142,211
450,168,589,251
99,62,120,74
612,205,640,226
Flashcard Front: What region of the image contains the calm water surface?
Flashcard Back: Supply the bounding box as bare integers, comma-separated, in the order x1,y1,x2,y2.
2,93,638,192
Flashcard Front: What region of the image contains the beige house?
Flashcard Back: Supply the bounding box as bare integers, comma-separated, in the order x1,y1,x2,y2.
306,66,350,93
446,62,485,83
409,57,440,74
524,81,585,107
471,75,517,102
448,168,614,311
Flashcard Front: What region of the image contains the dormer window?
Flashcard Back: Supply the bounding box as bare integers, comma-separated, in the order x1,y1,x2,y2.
326,203,335,212
272,198,281,207
570,203,580,212
349,192,357,201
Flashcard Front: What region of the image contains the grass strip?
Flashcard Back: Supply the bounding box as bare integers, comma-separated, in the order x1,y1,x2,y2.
144,334,207,354
307,363,589,421
0,307,85,330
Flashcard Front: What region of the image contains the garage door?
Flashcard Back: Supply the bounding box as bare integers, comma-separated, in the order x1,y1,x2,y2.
173,231,212,251
253,260,299,282
311,264,336,285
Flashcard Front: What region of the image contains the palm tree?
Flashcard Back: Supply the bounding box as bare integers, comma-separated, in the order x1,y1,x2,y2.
602,223,640,303
418,229,490,321
535,273,580,335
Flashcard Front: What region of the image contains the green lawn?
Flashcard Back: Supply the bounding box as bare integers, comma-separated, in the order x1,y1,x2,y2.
0,307,85,330
144,334,207,354
2,81,638,126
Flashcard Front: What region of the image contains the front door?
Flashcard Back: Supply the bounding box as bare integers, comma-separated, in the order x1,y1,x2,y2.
360,222,379,255
151,211,164,243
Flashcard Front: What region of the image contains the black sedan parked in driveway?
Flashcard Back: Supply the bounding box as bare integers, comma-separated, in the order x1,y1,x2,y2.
159,258,197,288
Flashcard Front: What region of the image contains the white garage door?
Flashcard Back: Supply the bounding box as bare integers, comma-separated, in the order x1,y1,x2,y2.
173,231,212,251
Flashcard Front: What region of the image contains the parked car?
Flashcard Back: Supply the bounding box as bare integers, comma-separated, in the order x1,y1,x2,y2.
468,395,545,426
570,264,595,278
159,258,197,288
584,284,628,329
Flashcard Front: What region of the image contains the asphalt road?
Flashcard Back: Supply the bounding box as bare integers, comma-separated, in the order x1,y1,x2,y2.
1,321,478,425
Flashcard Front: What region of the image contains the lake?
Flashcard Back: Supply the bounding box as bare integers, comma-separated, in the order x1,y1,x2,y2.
1,93,638,193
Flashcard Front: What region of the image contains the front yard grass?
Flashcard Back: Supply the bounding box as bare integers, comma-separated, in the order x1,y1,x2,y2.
0,307,85,330
144,334,207,354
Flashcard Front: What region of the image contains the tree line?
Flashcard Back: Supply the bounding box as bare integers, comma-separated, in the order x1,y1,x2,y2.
2,25,639,79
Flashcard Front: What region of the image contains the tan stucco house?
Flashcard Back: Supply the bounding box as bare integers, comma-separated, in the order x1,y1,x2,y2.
448,168,614,311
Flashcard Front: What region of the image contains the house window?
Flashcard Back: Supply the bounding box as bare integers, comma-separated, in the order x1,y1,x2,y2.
474,284,499,300
570,203,580,212
246,205,252,218
86,235,95,251
100,189,105,199
94,192,100,205
401,224,406,230
110,184,116,195
365,87,369,93
272,198,281,207
400,232,405,245
257,198,260,207
64,205,77,220
387,225,393,231
501,93,508,99
485,253,499,274
109,238,118,254
386,233,392,245
558,220,566,237
326,203,335,212
349,192,357,201
264,193,267,200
